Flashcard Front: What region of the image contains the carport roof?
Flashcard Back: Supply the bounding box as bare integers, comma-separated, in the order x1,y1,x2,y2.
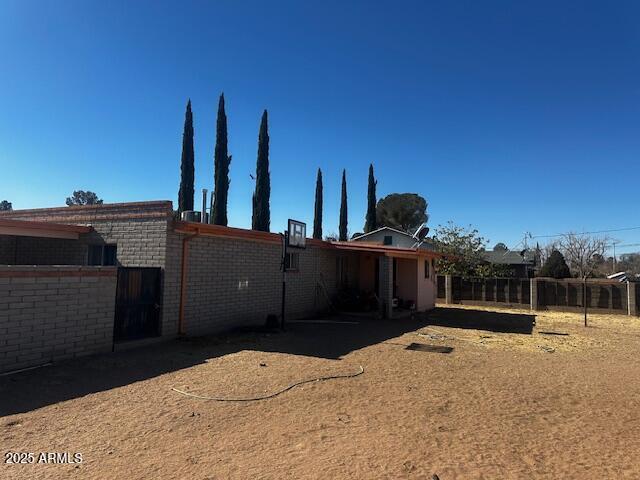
0,218,92,240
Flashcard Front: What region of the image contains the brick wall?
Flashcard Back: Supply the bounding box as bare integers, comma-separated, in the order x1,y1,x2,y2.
0,202,177,338
0,266,117,373
171,232,360,336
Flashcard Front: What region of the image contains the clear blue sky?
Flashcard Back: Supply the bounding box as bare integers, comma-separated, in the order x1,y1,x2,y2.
1,1,639,253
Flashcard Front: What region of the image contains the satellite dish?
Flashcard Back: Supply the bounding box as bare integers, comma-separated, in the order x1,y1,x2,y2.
413,224,429,241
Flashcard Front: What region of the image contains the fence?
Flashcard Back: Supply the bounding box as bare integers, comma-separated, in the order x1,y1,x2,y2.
0,266,117,374
437,274,638,316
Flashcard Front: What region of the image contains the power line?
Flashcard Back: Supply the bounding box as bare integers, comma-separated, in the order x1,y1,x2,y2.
531,226,640,239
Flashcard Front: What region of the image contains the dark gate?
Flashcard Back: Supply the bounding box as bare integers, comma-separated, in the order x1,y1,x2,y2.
114,267,162,342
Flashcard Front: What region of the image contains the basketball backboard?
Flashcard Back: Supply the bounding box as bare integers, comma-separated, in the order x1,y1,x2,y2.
287,219,306,248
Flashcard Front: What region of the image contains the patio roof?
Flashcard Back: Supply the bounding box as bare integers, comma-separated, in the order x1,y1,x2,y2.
329,241,442,259
0,218,92,240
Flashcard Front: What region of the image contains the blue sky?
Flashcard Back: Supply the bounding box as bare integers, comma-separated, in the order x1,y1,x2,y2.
1,1,639,253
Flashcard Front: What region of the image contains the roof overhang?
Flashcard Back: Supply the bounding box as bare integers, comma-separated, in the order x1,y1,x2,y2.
330,241,442,259
173,221,444,259
0,219,92,240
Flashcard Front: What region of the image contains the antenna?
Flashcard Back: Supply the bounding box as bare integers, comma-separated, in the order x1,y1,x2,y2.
411,223,430,249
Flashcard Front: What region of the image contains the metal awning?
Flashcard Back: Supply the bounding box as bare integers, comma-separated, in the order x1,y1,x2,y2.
0,218,92,240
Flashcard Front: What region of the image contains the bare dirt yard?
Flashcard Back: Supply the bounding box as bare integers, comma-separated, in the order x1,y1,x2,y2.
2,306,640,479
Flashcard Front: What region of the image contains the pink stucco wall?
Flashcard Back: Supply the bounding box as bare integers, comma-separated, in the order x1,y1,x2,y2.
416,257,436,311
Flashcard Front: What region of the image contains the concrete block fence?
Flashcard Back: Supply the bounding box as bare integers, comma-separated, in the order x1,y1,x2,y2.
0,266,117,373
437,274,639,316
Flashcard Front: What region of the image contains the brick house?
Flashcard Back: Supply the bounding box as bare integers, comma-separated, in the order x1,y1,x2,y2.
0,201,440,373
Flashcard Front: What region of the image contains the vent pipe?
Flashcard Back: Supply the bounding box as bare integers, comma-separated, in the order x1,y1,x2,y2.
201,189,208,224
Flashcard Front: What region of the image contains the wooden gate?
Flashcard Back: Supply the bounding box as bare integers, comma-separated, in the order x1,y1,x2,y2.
114,267,162,342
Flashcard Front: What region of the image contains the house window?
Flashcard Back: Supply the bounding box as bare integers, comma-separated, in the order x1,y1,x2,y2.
383,235,393,245
88,245,117,266
424,259,430,279
284,252,299,271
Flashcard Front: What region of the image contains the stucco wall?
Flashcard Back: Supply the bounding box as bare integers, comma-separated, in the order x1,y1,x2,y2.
416,258,436,311
396,258,418,305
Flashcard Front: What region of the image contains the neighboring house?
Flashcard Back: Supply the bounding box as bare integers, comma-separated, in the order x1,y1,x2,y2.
482,248,536,278
351,226,435,250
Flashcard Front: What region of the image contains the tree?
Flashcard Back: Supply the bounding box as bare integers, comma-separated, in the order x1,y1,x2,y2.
66,191,103,206
212,93,231,225
539,250,571,279
252,110,270,231
560,233,609,327
339,169,348,241
376,193,428,233
433,221,510,278
312,168,323,239
560,233,608,279
493,242,508,251
177,99,195,213
364,163,377,233
0,200,12,211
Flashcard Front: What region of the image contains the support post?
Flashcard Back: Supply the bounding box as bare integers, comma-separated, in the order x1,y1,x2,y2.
378,257,393,318
445,275,453,305
530,277,538,311
281,232,288,330
628,282,637,316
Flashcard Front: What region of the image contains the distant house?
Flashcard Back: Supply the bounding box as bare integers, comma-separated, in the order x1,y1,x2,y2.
351,226,434,251
482,247,536,278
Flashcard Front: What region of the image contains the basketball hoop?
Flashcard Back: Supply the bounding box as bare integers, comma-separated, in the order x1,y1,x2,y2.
287,219,306,249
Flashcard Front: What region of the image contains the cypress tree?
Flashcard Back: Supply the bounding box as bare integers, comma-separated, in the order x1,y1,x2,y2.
252,110,271,231
313,168,323,239
339,169,348,241
178,99,195,213
364,163,377,233
212,93,231,225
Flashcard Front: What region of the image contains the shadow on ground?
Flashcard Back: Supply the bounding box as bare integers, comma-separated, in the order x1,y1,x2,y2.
0,314,430,416
427,307,535,334
0,307,534,416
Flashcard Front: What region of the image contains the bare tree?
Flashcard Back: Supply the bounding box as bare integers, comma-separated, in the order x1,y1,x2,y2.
560,233,608,326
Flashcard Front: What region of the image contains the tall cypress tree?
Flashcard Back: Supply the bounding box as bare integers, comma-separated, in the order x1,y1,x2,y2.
313,168,323,239
252,110,271,231
364,163,377,233
339,169,348,241
212,93,231,225
178,99,195,213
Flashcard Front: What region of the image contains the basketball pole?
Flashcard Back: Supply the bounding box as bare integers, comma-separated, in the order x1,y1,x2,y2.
281,231,288,331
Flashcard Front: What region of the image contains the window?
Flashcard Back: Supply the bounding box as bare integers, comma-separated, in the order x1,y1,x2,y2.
424,259,430,279
383,235,393,245
88,245,117,266
284,252,299,271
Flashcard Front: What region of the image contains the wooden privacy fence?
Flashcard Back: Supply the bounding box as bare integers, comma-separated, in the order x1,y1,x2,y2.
436,275,639,316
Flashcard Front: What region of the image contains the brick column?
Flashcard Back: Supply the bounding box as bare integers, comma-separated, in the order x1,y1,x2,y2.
530,278,538,311
378,256,393,318
628,282,637,316
445,275,453,304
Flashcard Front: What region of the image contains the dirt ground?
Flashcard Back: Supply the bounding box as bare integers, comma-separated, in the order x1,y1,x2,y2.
2,306,640,479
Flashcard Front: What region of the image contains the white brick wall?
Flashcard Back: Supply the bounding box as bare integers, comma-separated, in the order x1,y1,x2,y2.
170,233,360,336
0,266,117,373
